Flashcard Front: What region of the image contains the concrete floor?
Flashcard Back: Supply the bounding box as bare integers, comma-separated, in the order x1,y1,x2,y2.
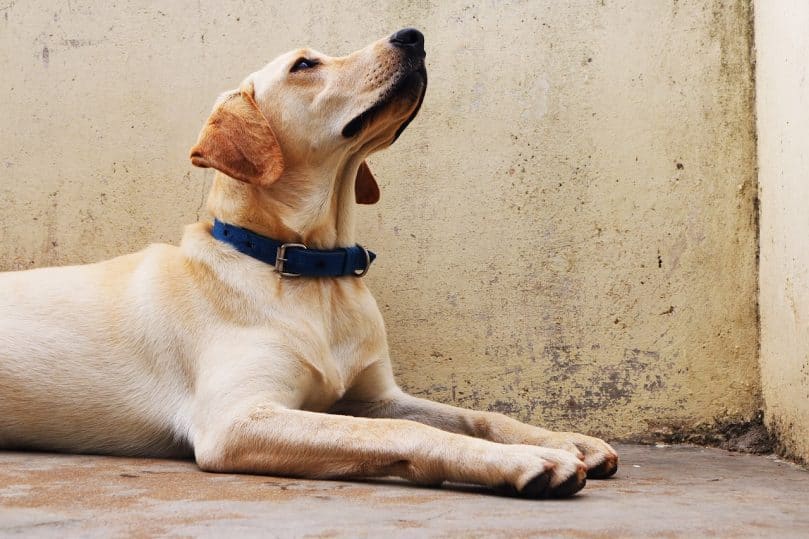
0,444,806,538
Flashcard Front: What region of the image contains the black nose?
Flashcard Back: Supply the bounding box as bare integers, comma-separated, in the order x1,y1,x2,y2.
390,28,425,57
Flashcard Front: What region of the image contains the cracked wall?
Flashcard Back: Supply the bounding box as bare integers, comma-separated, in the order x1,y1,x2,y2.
0,1,759,440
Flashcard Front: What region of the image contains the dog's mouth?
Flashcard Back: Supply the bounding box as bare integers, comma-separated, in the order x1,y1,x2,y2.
341,63,427,141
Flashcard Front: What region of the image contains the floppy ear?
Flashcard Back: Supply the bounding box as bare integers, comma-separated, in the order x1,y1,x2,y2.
355,161,380,204
189,81,284,187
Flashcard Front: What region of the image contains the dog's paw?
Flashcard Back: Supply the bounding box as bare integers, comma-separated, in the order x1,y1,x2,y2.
502,446,587,499
538,432,619,479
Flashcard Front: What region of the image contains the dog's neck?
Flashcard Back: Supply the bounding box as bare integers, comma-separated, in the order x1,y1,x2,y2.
204,159,361,250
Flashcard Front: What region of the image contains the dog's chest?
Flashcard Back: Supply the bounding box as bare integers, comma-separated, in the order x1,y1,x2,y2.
289,281,387,410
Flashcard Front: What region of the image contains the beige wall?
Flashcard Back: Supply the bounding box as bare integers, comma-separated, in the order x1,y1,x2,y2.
756,0,809,463
0,1,760,440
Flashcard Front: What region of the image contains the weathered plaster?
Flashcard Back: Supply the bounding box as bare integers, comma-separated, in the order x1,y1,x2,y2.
755,0,809,464
0,1,760,440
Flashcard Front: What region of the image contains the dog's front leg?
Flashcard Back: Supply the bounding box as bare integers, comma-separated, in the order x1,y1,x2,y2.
331,364,618,478
193,405,586,498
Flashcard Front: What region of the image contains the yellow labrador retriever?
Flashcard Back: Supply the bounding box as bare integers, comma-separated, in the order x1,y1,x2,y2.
0,29,617,498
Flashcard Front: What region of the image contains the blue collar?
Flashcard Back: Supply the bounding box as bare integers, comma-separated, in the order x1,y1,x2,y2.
211,219,376,278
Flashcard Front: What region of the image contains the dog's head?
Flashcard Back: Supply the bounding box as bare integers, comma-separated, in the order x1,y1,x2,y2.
190,29,427,205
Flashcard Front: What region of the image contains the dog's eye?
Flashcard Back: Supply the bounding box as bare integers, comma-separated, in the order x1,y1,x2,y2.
290,58,319,73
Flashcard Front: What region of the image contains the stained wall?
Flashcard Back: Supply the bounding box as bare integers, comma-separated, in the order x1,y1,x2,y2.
756,0,809,463
0,1,759,440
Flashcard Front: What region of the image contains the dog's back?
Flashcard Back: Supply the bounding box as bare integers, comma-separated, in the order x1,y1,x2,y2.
0,245,193,457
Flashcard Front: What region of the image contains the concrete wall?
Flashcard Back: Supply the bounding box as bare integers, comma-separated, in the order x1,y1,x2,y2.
756,1,809,463
0,1,759,441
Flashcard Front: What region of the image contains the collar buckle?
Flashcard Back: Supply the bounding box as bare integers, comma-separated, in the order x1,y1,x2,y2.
275,243,307,277
353,245,371,278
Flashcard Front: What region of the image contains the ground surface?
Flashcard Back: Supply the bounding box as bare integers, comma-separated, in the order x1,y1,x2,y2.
0,444,806,538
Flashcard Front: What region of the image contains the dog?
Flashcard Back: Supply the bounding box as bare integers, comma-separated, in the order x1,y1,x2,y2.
0,29,617,499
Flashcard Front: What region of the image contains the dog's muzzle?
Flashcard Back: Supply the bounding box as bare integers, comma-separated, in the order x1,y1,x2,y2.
341,29,428,139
